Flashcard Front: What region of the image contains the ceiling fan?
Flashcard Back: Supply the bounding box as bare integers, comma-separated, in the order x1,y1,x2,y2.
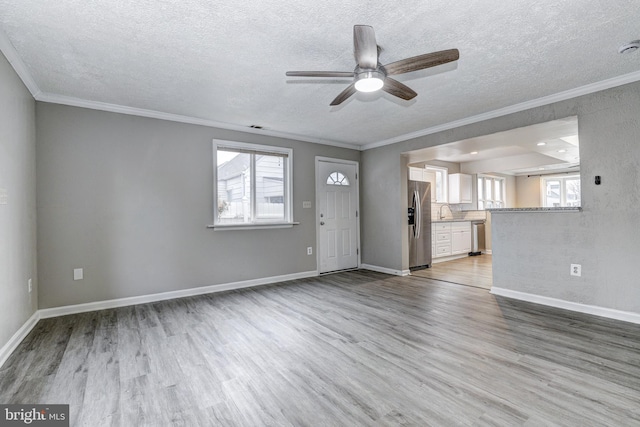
286,25,459,106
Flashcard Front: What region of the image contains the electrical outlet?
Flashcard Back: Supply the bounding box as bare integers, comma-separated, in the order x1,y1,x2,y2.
307,247,313,255
570,264,582,277
303,201,312,209
28,279,32,293
74,268,84,281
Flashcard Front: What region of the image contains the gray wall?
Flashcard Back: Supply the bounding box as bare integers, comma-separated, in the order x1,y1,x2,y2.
36,103,359,308
0,52,37,349
361,81,640,314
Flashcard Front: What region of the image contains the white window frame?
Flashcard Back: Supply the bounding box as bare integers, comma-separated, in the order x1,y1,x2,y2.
212,139,294,230
541,174,581,208
477,174,505,210
425,165,448,203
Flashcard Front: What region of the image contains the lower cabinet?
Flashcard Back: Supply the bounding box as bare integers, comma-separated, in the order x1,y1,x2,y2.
432,221,471,259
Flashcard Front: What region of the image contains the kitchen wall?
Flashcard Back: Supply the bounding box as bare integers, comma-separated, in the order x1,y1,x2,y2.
36,103,360,308
0,51,37,352
516,175,542,207
361,80,640,315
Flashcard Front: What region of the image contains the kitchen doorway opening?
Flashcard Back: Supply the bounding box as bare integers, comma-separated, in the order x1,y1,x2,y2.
403,116,580,290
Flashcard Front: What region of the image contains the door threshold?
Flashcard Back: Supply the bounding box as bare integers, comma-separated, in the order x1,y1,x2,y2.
319,267,359,275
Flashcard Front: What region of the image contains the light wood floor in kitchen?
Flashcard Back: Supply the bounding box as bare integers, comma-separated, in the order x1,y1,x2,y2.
1,270,639,426
412,254,493,289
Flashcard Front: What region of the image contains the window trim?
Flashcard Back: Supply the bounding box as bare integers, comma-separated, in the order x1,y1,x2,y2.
477,174,506,210
541,174,581,208
425,165,448,203
212,139,294,229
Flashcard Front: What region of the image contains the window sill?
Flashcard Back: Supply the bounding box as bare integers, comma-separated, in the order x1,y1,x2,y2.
207,222,300,231
487,207,581,213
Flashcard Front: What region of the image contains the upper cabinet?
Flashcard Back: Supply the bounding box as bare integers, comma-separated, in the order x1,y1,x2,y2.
449,173,473,204
409,166,427,182
408,167,437,202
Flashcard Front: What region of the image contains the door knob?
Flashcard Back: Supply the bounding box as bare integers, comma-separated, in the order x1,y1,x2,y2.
320,221,325,225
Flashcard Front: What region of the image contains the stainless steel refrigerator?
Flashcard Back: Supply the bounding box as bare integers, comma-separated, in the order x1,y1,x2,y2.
408,180,432,270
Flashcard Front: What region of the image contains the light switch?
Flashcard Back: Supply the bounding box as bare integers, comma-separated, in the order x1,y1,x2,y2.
0,188,7,205
73,268,84,281
303,201,312,208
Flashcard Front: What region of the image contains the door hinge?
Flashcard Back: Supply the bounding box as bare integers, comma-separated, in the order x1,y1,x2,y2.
356,173,358,179
357,248,359,255
356,210,359,217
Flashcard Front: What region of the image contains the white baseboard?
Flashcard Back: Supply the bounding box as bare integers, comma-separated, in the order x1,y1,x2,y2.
0,311,41,369
490,287,640,325
1,271,318,368
39,270,318,319
360,264,410,276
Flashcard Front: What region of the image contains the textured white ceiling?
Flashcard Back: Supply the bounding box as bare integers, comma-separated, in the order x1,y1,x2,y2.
1,1,639,148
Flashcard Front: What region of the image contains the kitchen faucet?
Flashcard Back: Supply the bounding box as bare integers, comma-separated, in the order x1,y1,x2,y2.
439,203,453,220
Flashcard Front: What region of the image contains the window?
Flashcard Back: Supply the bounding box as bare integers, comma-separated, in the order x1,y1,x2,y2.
326,172,350,186
425,166,448,203
213,140,292,226
478,175,505,210
542,175,581,207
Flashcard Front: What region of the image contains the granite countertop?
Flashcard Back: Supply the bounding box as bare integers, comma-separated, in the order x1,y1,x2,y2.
432,219,476,223
487,207,581,213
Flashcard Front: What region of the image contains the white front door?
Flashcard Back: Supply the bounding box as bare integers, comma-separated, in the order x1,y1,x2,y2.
317,159,359,274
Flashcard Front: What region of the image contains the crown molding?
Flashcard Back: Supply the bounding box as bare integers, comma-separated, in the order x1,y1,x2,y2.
4,22,640,153
36,92,360,150
361,69,640,151
0,28,41,98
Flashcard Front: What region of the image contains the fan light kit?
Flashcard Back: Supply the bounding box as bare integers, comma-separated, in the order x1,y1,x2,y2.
286,25,460,105
354,71,385,92
619,40,640,54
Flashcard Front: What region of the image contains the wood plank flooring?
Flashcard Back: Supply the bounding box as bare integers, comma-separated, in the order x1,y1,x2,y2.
412,254,493,289
1,270,639,426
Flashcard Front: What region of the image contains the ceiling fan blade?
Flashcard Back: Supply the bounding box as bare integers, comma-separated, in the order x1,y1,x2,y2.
382,77,417,100
286,71,355,77
353,25,378,69
383,49,460,75
330,83,357,106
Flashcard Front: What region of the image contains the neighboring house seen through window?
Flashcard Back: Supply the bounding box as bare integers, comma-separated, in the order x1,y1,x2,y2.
214,140,292,226
542,175,581,207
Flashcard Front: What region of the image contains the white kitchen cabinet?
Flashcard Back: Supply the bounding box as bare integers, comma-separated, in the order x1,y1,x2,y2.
448,173,472,204
432,221,471,258
409,167,436,202
409,167,426,182
451,222,472,255
432,222,452,258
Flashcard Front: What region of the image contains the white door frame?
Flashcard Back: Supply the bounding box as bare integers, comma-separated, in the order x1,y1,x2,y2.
315,157,361,273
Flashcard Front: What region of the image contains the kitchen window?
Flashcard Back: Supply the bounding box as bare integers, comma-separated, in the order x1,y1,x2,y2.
542,174,581,207
425,166,448,203
213,140,293,228
477,175,505,210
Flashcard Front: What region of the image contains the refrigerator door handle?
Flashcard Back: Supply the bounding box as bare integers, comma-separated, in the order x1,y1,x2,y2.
414,190,421,239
